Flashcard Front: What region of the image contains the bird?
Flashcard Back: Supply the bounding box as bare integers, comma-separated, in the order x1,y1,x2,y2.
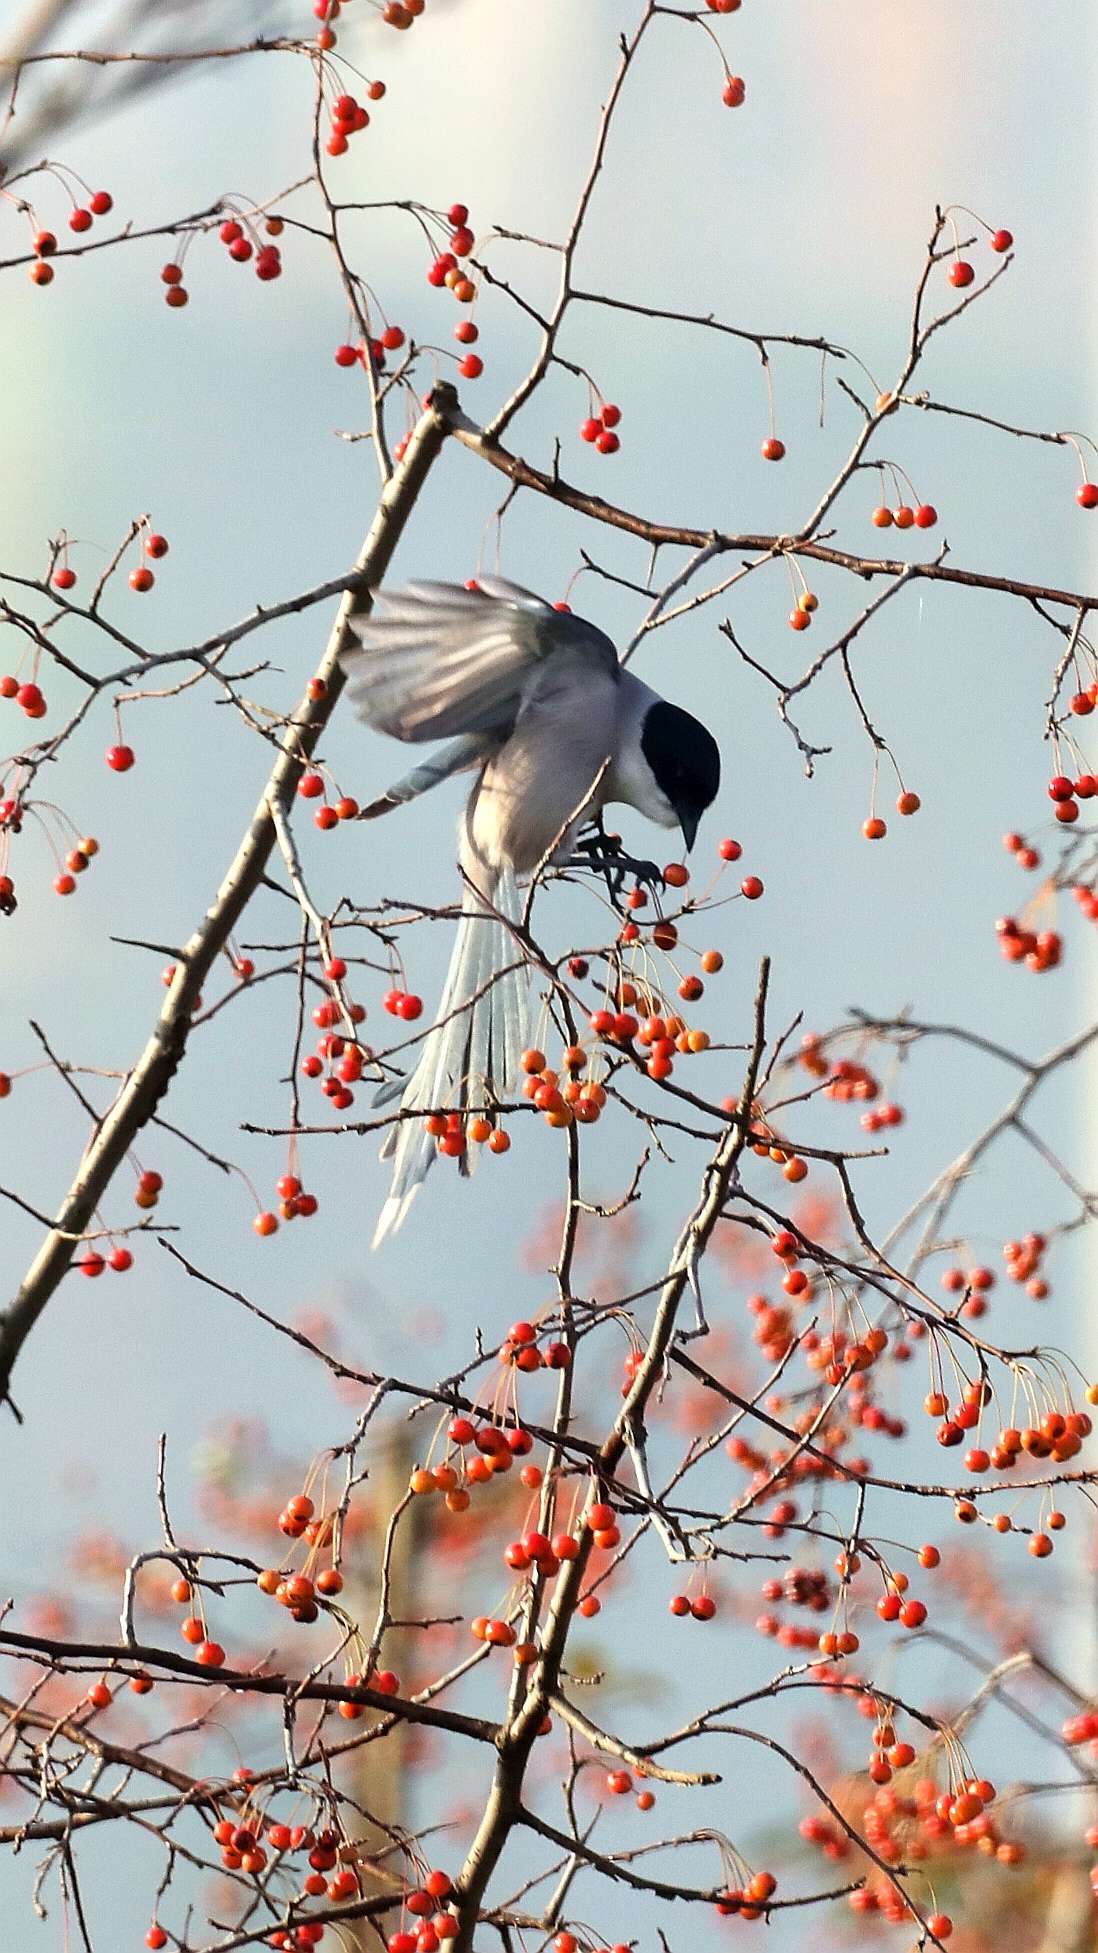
339,576,721,1244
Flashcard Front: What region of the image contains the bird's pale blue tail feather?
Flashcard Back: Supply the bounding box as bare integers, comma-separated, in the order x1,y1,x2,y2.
372,867,526,1246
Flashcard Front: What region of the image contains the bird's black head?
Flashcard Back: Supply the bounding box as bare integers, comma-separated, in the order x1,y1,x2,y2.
640,701,721,851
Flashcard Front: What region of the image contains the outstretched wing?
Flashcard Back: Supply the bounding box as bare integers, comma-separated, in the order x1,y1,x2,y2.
358,733,487,820
340,578,619,745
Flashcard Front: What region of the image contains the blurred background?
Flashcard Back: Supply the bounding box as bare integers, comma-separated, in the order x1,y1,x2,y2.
1,2,1096,1947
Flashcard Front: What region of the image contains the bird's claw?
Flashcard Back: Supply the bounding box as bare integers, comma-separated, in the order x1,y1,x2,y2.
567,834,665,904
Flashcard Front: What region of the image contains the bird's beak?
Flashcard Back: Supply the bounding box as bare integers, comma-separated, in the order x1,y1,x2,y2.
678,808,699,853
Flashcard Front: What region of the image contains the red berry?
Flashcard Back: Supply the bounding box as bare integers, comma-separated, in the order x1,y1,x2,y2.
722,75,746,106
740,875,764,899
948,259,975,288
761,436,785,461
106,745,135,772
989,229,1013,253
89,191,113,216
1077,483,1098,509
129,567,154,592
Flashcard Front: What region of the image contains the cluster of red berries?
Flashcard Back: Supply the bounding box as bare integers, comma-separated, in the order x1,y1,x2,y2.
862,792,922,840
580,402,623,455
946,219,1013,289
787,587,817,630
296,767,360,829
335,322,406,371
129,530,169,592
926,1381,1089,1469
860,1099,904,1133
669,1589,717,1620
380,1875,459,1953
822,1772,1021,1914
275,1490,334,1543
864,1713,917,1785
133,1167,163,1210
497,1319,571,1370
52,831,101,899
424,203,483,377
762,1565,832,1613
256,1561,342,1622
1002,828,1041,870
728,1404,873,1507
938,1261,996,1319
503,1522,581,1579
714,1870,777,1918
820,1054,879,1100
1046,768,1096,823
1003,1229,1049,1297
873,1575,928,1629
870,502,938,529
727,1106,809,1182
995,914,1061,973
0,788,99,902
28,191,113,285
745,1293,796,1361
754,1611,821,1649
218,216,282,279
414,1415,539,1511
325,79,384,156
383,984,424,1020
378,0,427,30
161,216,283,308
426,205,478,353
255,1174,320,1241
166,1575,225,1667
77,1240,133,1277
482,1497,618,1630
299,977,369,1113
336,1664,401,1719
420,1106,511,1159
0,676,48,719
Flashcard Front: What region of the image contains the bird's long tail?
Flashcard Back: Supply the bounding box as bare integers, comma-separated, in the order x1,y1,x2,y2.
372,865,526,1246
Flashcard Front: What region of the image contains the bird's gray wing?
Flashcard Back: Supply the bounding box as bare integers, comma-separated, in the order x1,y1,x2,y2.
340,580,619,745
358,733,487,819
